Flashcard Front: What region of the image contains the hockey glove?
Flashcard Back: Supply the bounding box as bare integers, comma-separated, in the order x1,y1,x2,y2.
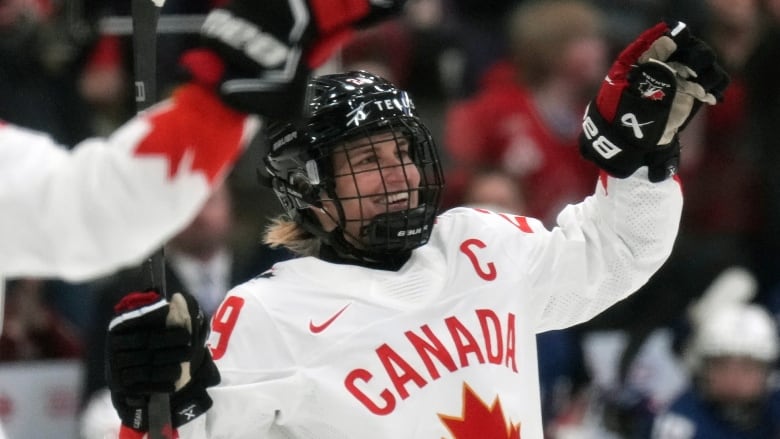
180,0,408,119
107,290,219,431
579,21,729,182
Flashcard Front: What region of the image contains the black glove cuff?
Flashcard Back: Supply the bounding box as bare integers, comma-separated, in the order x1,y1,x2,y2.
171,351,221,427
645,140,680,183
112,392,150,431
112,386,214,430
579,102,647,179
218,64,311,119
579,103,680,182
112,356,220,430
170,381,213,427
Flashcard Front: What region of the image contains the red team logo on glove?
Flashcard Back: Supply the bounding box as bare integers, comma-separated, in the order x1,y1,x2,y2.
639,82,666,101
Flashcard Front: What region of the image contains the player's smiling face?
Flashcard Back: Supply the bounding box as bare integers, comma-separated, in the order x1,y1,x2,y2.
315,130,421,246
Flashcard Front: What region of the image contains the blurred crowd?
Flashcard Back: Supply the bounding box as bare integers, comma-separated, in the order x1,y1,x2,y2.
3,0,780,437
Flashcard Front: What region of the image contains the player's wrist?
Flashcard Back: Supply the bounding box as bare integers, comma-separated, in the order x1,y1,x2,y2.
111,369,215,432
170,351,219,427
579,101,679,182
170,383,213,427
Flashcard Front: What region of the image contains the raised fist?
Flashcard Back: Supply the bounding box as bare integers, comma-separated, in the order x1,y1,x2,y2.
182,0,408,118
107,290,219,431
579,21,729,182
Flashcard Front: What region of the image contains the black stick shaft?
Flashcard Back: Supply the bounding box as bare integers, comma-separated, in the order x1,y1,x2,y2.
131,1,170,438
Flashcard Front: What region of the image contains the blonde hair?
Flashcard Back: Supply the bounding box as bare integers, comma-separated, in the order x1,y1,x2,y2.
263,216,321,257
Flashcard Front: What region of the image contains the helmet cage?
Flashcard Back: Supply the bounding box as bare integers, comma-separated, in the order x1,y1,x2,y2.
264,71,444,262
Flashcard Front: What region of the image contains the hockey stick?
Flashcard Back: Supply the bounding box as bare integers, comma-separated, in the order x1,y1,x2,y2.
100,13,206,35
131,1,170,438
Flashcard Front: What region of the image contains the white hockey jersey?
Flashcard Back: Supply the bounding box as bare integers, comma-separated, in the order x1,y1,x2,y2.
172,168,682,439
0,84,258,325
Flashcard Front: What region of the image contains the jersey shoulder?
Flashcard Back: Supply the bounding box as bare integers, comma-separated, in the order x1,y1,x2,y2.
434,206,544,237
225,256,357,306
227,259,301,299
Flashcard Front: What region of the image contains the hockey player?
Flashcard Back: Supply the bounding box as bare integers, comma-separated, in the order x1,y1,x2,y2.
0,0,403,437
106,16,730,439
651,273,780,438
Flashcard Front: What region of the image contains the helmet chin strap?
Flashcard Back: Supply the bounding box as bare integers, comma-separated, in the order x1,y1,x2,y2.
299,205,434,270
323,229,412,271
359,206,435,251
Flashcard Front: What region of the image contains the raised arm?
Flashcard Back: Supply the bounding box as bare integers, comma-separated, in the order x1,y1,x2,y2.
0,86,257,280
533,21,729,330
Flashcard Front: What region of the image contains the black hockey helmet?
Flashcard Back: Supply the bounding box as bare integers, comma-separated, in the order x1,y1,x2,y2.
263,70,444,264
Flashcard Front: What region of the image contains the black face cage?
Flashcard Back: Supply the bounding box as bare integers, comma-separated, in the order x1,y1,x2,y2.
269,115,444,263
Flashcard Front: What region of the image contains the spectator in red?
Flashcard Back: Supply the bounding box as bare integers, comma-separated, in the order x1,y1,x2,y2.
460,166,527,214
442,0,606,225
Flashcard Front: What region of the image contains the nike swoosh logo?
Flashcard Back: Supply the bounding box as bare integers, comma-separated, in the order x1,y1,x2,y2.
309,303,351,334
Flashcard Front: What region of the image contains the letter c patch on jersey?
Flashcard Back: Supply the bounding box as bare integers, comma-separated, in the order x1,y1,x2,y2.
459,239,497,281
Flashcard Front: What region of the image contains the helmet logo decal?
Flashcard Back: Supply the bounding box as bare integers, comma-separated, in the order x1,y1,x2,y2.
397,224,428,237
272,130,297,151
374,98,411,114
346,76,374,86
347,95,415,127
347,102,370,127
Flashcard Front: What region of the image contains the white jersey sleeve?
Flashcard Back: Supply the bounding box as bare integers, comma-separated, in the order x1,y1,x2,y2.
517,168,682,331
172,167,682,439
0,84,258,280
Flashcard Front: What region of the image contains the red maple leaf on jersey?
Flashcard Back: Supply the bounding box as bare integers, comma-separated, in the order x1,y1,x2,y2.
438,383,521,439
133,84,246,184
